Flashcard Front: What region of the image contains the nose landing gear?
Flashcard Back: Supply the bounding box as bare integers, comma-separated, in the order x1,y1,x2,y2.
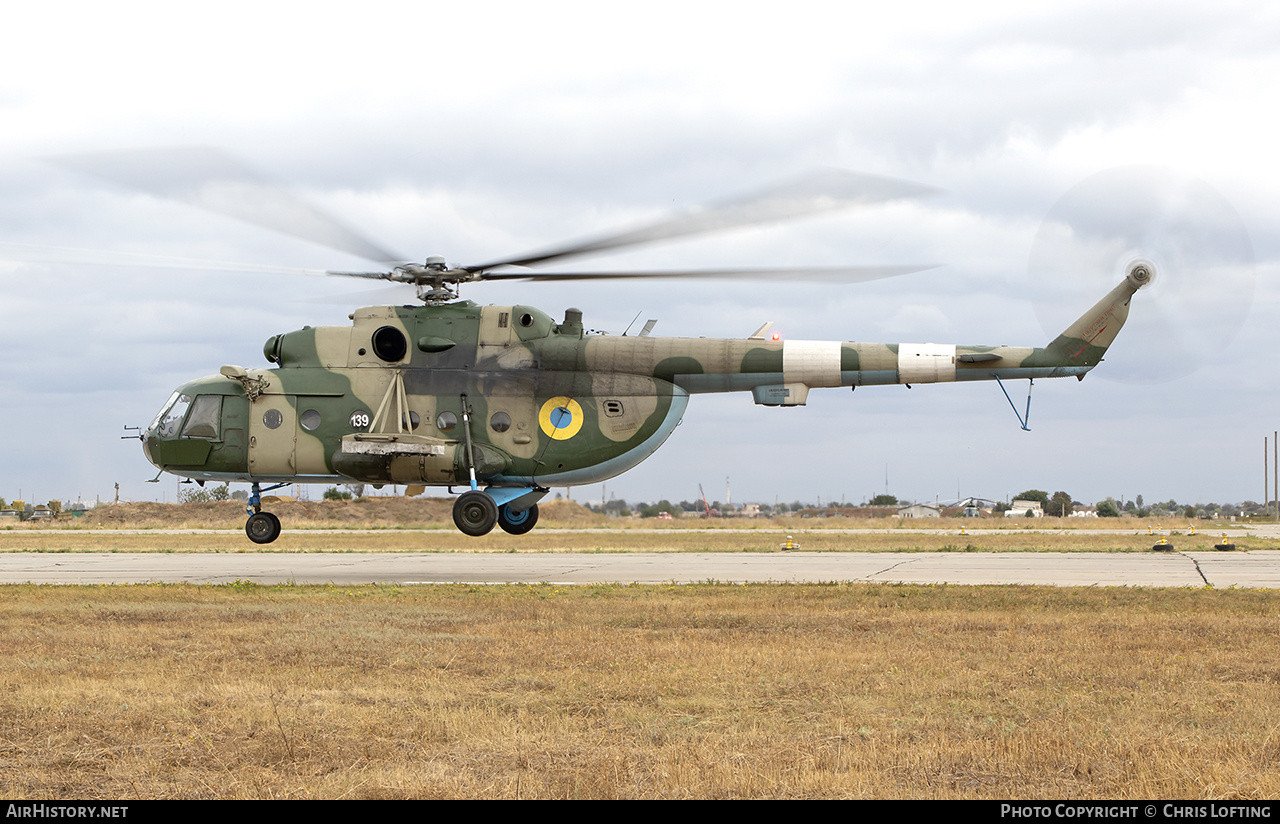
245,481,289,544
246,511,281,544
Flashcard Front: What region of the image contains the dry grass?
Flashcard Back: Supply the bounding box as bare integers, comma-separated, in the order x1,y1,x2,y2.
19,498,1225,532
2,582,1279,798
1,500,1261,554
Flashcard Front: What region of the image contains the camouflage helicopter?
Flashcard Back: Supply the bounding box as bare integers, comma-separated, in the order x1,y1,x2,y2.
70,151,1149,544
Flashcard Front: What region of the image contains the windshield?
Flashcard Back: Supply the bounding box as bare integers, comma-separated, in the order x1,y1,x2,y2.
149,392,192,438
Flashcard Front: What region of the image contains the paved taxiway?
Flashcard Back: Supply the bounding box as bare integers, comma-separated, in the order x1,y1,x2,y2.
3,550,1280,587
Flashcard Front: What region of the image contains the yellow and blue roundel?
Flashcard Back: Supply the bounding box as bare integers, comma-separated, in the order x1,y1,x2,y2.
538,397,584,440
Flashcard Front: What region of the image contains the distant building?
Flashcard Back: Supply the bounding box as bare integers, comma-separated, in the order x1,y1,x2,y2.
1006,500,1044,518
898,504,941,518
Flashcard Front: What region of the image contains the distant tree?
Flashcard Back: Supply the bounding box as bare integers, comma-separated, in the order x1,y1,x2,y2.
324,487,353,501
178,483,230,503
1014,490,1050,506
870,494,898,506
1048,491,1073,517
640,500,678,518
1097,499,1120,517
48,500,62,514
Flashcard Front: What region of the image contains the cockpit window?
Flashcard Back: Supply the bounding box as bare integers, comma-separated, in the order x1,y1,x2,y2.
151,393,192,438
181,395,222,439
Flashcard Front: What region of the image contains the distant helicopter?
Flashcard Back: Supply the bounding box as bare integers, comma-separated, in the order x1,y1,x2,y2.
62,150,1150,543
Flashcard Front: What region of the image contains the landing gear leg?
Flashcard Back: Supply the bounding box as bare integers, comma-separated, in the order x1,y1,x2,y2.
244,481,286,544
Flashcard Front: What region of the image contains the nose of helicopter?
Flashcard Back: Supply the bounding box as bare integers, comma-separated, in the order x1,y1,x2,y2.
141,389,184,469
141,432,159,469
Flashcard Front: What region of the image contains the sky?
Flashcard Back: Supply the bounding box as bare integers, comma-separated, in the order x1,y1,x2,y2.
0,0,1276,509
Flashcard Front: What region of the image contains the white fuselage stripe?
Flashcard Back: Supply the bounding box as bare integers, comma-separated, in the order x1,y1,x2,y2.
783,340,842,387
897,342,957,383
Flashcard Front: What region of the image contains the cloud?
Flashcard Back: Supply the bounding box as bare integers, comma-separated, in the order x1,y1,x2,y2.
1,1,1277,507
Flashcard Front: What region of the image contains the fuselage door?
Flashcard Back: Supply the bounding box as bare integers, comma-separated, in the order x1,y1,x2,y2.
247,395,298,476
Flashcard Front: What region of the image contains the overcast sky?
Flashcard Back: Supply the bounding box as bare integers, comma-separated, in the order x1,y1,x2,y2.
1,0,1276,509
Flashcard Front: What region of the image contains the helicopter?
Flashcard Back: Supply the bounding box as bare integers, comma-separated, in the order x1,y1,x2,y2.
65,150,1149,543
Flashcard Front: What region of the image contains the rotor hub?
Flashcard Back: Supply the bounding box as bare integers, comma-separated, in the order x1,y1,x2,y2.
1126,259,1155,290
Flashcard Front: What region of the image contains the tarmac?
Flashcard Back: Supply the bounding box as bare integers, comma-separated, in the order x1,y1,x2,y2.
2,548,1279,587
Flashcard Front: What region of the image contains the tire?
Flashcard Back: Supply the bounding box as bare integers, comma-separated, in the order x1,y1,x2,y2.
453,491,498,536
246,511,281,544
497,503,539,535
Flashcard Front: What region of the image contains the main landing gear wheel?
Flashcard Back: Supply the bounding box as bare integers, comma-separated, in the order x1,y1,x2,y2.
497,503,539,535
245,511,281,544
453,491,498,536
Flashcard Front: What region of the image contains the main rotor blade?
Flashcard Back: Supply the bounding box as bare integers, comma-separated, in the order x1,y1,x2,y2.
0,241,330,276
469,170,940,271
478,264,938,283
48,147,407,266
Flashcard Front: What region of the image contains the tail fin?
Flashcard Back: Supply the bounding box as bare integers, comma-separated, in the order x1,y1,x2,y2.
1038,262,1151,371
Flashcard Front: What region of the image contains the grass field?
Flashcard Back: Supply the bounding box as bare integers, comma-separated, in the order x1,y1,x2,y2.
3,582,1279,799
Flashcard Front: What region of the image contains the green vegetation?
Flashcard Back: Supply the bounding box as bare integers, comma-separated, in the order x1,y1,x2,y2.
177,483,231,504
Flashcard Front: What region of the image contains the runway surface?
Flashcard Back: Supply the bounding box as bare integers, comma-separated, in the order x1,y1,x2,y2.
4,549,1280,587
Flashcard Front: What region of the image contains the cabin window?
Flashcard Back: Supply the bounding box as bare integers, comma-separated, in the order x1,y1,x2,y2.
300,409,322,431
262,409,284,430
402,411,420,430
181,396,223,439
436,411,457,432
490,411,511,433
